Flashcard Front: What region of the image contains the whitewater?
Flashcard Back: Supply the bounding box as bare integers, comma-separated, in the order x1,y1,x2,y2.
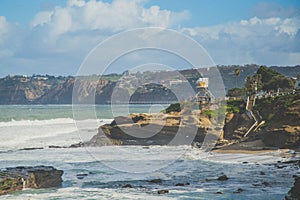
0,105,299,199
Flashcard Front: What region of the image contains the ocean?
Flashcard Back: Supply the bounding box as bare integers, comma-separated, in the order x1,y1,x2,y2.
0,105,298,199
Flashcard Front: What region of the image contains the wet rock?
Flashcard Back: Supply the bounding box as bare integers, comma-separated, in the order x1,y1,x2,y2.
286,176,300,200
20,147,43,151
122,184,133,188
260,171,265,175
217,175,229,181
69,142,84,148
157,189,169,194
234,188,244,193
175,182,190,186
262,181,270,187
216,191,223,194
48,145,64,149
242,161,248,164
149,179,162,184
76,173,88,180
0,166,63,195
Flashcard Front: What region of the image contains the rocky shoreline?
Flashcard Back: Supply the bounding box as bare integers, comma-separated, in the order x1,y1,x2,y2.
0,166,63,195
88,94,300,151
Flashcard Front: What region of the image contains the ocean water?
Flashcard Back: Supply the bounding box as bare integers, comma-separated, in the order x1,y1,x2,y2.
0,105,299,199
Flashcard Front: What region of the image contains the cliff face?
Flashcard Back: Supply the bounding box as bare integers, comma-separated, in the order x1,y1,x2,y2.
89,110,209,146
0,166,63,195
0,76,66,104
254,94,300,148
0,65,298,104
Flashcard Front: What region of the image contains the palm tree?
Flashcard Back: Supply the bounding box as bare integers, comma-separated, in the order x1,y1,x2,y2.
234,68,241,88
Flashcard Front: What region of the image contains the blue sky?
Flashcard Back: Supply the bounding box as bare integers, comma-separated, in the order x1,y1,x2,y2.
0,0,299,76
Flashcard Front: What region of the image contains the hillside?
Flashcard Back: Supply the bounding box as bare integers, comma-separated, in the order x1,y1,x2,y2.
0,65,298,104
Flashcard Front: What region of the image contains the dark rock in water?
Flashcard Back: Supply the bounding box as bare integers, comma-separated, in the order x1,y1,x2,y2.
217,175,229,181
286,176,300,200
260,171,265,175
76,173,88,180
48,145,64,149
20,147,43,151
242,161,248,164
122,184,133,188
0,166,63,195
216,191,223,194
262,181,270,187
157,189,169,194
234,188,244,193
149,179,162,184
69,142,84,148
175,182,190,186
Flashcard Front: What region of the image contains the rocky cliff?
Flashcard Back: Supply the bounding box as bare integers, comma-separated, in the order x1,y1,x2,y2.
0,166,63,195
254,93,300,148
0,65,299,105
89,105,210,146
88,93,300,150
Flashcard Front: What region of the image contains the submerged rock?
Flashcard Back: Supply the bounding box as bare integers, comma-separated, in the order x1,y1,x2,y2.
157,189,169,194
234,188,244,193
149,179,162,184
76,173,88,180
122,184,133,188
217,175,229,181
0,166,63,195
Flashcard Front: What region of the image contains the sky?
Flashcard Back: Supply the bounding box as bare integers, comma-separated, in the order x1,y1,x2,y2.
0,0,299,77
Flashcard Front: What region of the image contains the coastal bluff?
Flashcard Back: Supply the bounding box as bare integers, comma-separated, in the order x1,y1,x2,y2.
89,93,300,150
0,166,63,195
89,105,211,146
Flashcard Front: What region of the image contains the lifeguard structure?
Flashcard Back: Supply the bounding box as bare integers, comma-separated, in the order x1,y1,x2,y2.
194,78,212,106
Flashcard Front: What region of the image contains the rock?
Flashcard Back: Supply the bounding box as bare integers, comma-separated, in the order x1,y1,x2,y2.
217,175,229,181
234,188,244,193
262,128,300,149
216,191,223,194
0,166,63,195
175,182,190,186
89,111,207,146
48,145,63,149
122,184,133,188
149,179,162,184
157,189,169,194
20,147,43,151
242,161,248,164
69,142,84,148
286,176,300,200
76,173,88,180
260,171,265,175
262,181,270,187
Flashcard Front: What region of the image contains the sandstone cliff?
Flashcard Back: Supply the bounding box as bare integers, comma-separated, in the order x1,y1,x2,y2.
0,166,63,195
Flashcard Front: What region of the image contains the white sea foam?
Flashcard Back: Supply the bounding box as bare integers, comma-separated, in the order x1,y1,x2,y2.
0,118,112,150
0,118,112,127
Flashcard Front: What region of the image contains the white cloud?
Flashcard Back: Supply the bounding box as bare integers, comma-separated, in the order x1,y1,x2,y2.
30,0,189,34
253,2,300,18
30,11,53,27
181,16,300,65
0,0,190,76
0,16,11,45
0,1,299,77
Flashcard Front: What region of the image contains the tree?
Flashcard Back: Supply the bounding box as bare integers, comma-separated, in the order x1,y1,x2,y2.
227,88,245,97
245,74,262,95
234,68,241,88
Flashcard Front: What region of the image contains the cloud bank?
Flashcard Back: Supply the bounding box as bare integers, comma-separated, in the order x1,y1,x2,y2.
0,0,299,76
